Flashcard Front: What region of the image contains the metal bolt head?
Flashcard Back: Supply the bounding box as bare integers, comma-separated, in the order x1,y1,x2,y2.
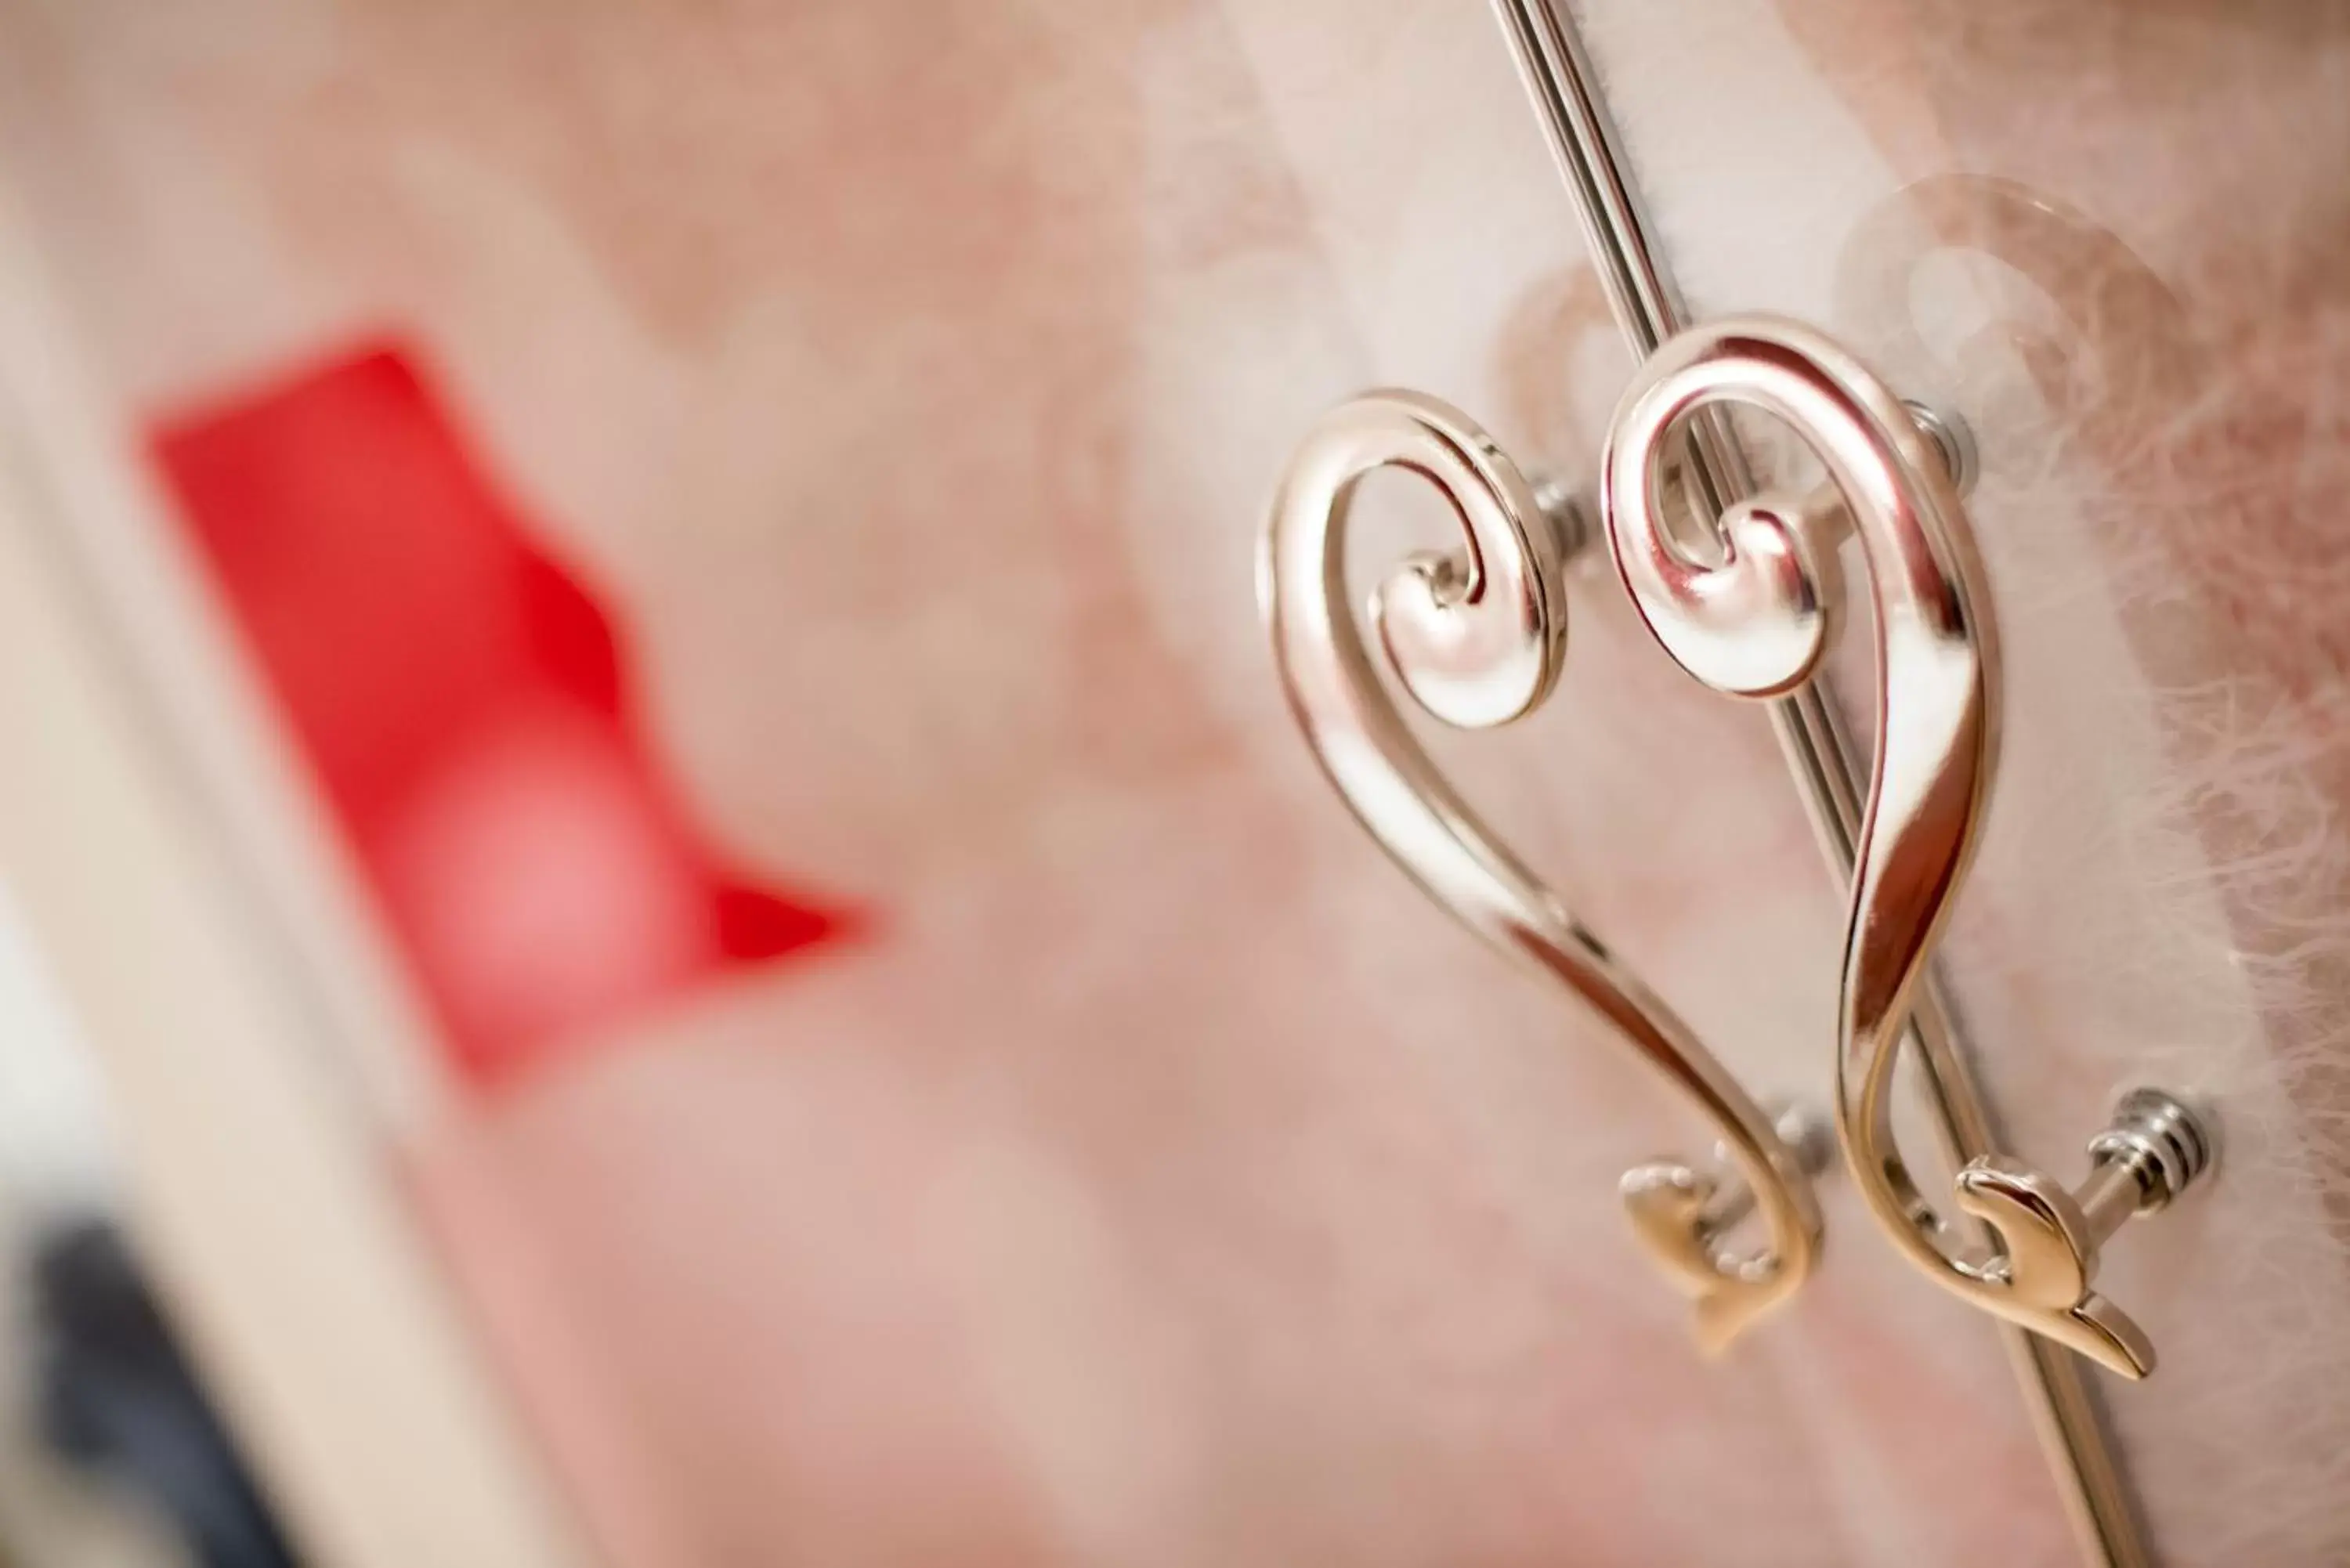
2086,1088,2214,1213
1528,471,1594,562
1903,400,1979,497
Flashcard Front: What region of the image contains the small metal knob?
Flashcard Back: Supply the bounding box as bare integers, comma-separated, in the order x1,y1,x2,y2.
1528,471,1596,562
1682,1104,1837,1238
1902,400,1979,497
2076,1088,2214,1239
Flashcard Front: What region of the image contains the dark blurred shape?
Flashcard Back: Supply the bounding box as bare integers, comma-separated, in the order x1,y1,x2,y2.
150,344,853,1092
31,1219,302,1568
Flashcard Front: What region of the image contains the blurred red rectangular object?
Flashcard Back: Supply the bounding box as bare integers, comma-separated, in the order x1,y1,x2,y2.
150,342,850,1093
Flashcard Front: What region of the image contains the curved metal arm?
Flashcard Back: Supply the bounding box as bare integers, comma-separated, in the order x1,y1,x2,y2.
1261,388,1821,1353
1600,315,2186,1378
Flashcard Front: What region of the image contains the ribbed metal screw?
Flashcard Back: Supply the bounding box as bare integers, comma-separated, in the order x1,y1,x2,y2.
2084,1087,2214,1218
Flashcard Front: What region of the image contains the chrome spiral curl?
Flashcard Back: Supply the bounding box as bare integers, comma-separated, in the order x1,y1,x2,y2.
1601,316,2167,1378
1262,388,1821,1353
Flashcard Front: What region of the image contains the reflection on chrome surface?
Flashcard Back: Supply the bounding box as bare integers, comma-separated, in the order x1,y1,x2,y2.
1263,386,1824,1352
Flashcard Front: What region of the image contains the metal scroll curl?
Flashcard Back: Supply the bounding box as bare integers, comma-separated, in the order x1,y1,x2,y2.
1600,315,2160,1378
1261,388,1820,1353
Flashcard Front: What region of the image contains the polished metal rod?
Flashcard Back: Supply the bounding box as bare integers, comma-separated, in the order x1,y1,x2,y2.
1484,2,2150,1563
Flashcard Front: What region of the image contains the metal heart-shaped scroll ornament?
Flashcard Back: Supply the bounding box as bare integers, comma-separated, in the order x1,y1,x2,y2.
1602,316,2158,1377
1260,388,1821,1353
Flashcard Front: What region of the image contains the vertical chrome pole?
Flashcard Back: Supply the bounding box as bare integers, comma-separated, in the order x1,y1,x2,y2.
1484,3,2150,1563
